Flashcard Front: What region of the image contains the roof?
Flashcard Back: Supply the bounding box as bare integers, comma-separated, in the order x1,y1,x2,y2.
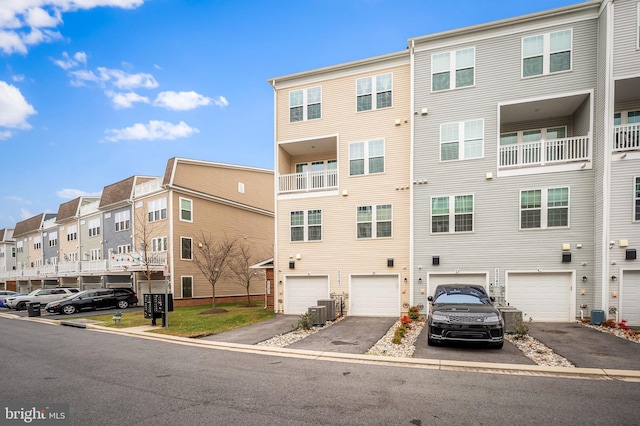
56,198,81,223
99,176,136,209
0,228,14,242
251,258,274,269
14,213,56,237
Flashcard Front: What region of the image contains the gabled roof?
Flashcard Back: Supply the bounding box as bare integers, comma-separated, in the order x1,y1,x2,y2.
14,213,56,238
0,228,15,242
251,258,274,269
57,197,101,224
99,175,156,209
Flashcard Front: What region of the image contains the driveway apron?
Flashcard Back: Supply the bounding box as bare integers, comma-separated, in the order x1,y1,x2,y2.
201,315,299,345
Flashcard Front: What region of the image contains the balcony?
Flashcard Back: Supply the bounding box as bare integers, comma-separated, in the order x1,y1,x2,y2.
613,124,640,152
278,170,338,194
500,135,590,168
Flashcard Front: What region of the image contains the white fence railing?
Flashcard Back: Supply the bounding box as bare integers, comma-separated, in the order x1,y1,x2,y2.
500,135,590,168
278,169,338,193
613,124,640,152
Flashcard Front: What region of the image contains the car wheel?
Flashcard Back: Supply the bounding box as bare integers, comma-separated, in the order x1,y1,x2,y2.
117,300,129,309
62,305,77,315
490,341,504,349
16,302,27,311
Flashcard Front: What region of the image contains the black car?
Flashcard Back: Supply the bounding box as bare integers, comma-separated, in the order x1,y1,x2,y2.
427,284,504,349
45,288,138,315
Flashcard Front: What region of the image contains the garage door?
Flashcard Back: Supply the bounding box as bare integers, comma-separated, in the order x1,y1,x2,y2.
350,275,399,317
284,276,329,315
506,272,573,322
621,270,640,326
428,273,487,299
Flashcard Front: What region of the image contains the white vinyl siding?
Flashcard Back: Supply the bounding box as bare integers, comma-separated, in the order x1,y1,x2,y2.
289,86,321,122
520,187,569,229
432,47,475,91
440,119,484,161
522,29,572,78
356,73,392,112
349,139,385,175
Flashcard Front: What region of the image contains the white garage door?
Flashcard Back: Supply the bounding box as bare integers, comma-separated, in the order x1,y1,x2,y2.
621,270,640,326
428,273,488,299
506,272,573,322
350,275,399,317
284,276,329,315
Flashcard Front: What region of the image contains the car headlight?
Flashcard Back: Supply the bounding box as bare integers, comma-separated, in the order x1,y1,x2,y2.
484,314,502,324
48,303,59,308
431,314,449,322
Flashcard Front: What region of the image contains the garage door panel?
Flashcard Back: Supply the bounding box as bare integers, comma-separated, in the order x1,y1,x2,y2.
351,275,399,317
506,272,572,322
284,276,329,315
621,271,640,326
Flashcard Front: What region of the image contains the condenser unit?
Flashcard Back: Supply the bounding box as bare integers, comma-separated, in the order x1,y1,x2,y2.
308,305,327,326
317,299,336,321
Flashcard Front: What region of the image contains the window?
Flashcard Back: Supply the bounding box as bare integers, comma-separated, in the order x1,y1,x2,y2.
33,237,41,250
357,204,392,239
290,210,322,242
48,231,58,247
16,241,23,253
182,276,193,298
357,73,392,111
115,211,130,231
90,248,102,261
88,218,101,237
181,237,193,260
180,198,192,222
151,236,168,252
117,244,131,254
148,198,167,222
289,86,321,122
635,177,640,221
295,160,337,189
520,187,569,229
432,47,475,91
440,119,484,161
431,195,474,233
349,139,384,176
68,252,77,262
522,29,572,78
67,225,77,241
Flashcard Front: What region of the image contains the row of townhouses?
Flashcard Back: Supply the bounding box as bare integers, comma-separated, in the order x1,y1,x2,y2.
269,0,639,324
0,158,274,307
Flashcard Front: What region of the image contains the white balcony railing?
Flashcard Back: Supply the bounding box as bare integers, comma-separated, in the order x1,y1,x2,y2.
614,124,640,152
499,135,590,168
279,169,338,194
134,177,163,197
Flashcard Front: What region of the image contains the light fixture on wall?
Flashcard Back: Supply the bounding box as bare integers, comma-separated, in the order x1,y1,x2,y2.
562,252,572,263
403,277,407,283
582,276,588,282
418,277,423,283
432,256,440,266
611,275,617,281
387,258,394,267
289,261,295,269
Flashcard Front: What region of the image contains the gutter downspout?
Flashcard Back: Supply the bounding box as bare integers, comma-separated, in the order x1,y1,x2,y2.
270,79,280,314
409,40,416,310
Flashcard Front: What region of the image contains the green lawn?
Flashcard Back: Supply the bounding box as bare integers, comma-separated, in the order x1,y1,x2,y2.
83,303,276,338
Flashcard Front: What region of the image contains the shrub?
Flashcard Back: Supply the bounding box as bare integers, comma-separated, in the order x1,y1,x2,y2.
601,319,617,328
408,306,421,321
400,315,412,325
617,319,630,331
392,324,407,344
512,317,532,339
297,312,312,331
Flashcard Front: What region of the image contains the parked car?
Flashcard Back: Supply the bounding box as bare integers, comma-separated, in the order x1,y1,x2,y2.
45,288,138,315
0,290,19,308
427,284,504,349
5,288,80,310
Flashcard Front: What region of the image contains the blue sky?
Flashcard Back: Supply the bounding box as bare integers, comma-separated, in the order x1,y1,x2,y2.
0,0,584,230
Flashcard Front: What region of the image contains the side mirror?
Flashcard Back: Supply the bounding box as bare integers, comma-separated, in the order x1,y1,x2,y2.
490,296,496,302
427,296,434,302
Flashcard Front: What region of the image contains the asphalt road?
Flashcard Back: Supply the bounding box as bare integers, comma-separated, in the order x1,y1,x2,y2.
1,317,639,426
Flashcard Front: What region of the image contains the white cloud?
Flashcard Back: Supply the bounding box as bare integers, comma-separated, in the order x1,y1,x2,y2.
74,50,87,65
153,91,220,111
106,90,149,109
0,1,145,54
103,120,199,142
69,67,158,89
12,74,25,82
0,130,12,140
56,188,101,199
0,81,37,129
53,50,87,70
212,95,228,107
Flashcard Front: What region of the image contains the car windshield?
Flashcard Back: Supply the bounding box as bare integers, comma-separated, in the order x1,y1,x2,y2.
433,287,491,305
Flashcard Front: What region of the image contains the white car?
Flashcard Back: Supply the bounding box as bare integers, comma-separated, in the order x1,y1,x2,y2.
5,288,80,311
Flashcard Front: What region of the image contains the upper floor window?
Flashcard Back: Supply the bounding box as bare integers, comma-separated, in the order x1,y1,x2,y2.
115,210,130,232
181,237,193,260
90,248,102,261
67,225,77,241
350,139,384,176
614,110,640,126
180,198,193,222
357,73,392,111
520,187,569,229
148,198,167,222
33,237,42,250
151,236,168,252
501,126,566,146
432,47,475,92
88,218,101,237
48,231,58,247
635,177,640,221
289,86,321,122
117,244,131,254
16,241,23,253
440,119,484,161
357,204,392,239
431,195,474,234
290,210,322,242
522,29,572,78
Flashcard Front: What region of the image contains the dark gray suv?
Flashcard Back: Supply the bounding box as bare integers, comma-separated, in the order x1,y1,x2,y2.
45,288,138,315
427,284,504,349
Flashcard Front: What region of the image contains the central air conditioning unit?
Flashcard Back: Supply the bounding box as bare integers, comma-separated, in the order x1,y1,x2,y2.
308,305,327,326
317,299,336,321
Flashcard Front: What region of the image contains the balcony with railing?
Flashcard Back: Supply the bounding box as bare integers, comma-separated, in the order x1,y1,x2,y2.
279,169,338,194
134,177,163,197
499,135,590,168
613,123,640,152
277,135,338,196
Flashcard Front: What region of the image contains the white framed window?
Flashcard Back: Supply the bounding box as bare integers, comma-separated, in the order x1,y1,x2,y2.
48,231,58,247
356,73,392,111
69,252,77,262
431,195,474,234
356,204,392,239
634,177,640,222
16,241,23,253
182,276,193,298
181,237,193,260
290,210,322,242
349,139,384,176
33,237,42,250
67,225,77,241
522,29,572,78
90,248,102,261
520,187,569,229
180,198,193,222
295,160,337,189
151,236,168,252
432,47,475,92
88,218,101,237
614,110,640,125
115,210,130,232
117,244,131,254
289,86,321,122
440,119,484,161
148,198,167,222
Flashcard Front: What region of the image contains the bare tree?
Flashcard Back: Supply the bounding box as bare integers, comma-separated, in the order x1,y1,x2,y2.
193,233,237,311
227,241,259,306
133,209,166,294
